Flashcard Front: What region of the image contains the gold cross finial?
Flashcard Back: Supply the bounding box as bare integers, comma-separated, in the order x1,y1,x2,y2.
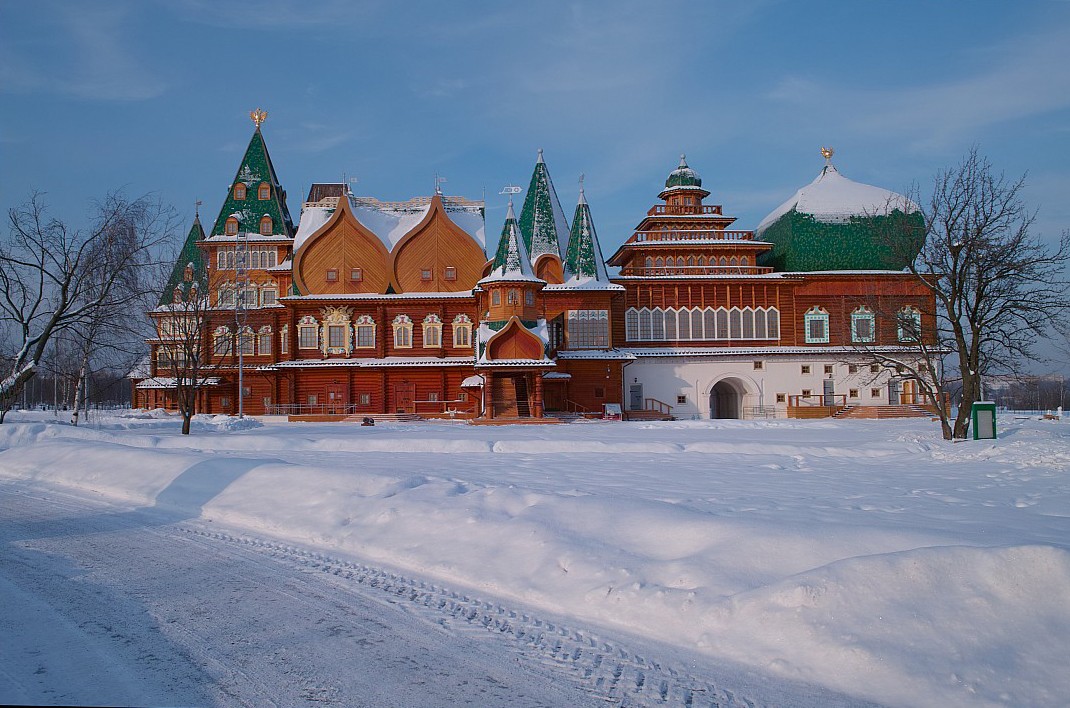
820,146,835,161
250,108,268,128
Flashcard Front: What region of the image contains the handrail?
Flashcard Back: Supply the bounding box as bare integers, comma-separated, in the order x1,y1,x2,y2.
620,265,774,277
564,399,587,413
788,394,848,408
643,397,673,415
633,229,754,242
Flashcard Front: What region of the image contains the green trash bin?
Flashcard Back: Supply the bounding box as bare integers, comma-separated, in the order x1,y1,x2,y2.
972,401,997,440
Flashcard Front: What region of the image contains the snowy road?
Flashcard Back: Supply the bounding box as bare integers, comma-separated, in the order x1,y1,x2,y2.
0,481,872,708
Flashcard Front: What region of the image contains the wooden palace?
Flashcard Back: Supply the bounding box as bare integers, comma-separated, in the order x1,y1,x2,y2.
133,116,937,422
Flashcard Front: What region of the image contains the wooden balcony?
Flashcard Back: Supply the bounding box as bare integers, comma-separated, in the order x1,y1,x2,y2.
633,229,755,243
619,265,774,277
650,205,722,216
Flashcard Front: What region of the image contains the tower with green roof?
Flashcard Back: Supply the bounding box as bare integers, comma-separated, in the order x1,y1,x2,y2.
209,111,294,238
518,149,570,264
158,216,207,307
563,183,612,286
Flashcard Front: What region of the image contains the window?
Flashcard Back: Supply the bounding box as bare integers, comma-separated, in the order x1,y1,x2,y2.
851,307,875,343
237,327,255,355
427,392,440,402
251,250,260,269
871,388,882,397
358,393,371,406
226,249,235,269
801,365,812,374
594,386,605,398
568,310,609,348
507,289,519,305
259,216,273,235
260,288,277,306
422,314,442,348
355,315,376,348
849,389,859,398
801,389,812,398
491,290,501,306
824,365,834,375
225,217,239,236
233,183,246,200
452,314,472,348
157,349,172,368
350,268,363,282
307,394,317,406
280,325,289,354
848,364,859,374
421,268,433,281
213,327,231,356
753,361,764,370
258,183,271,200
217,250,226,270
776,393,786,404
326,269,338,282
804,306,830,344
897,306,922,342
218,285,236,308
677,395,687,405
625,309,639,341
392,314,413,348
328,324,347,349
444,266,457,281
258,326,272,355
525,290,535,306
298,316,318,349
871,364,881,373
239,286,257,308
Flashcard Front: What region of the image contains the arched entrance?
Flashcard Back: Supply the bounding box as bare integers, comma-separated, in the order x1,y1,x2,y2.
709,378,745,419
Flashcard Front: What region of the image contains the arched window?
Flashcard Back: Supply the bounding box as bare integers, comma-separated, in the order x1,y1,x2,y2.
740,255,749,266
258,183,271,200
729,308,743,339
525,289,535,306
226,249,235,269
703,308,716,339
654,257,664,269
644,256,654,271
507,289,519,305
280,325,289,355
217,284,235,308
452,314,472,348
716,308,729,339
678,308,691,339
664,308,677,340
638,308,652,340
233,183,246,200
754,308,768,339
729,256,738,267
354,315,376,348
257,326,272,355
691,309,704,339
804,306,830,344
422,314,442,347
225,217,239,236
392,314,413,348
852,306,876,343
676,256,685,268
697,255,706,267
259,216,273,236
742,308,755,339
651,308,665,340
897,306,921,342
237,326,255,355
686,255,695,268
719,256,728,267
260,286,277,306
491,290,501,306
766,308,780,340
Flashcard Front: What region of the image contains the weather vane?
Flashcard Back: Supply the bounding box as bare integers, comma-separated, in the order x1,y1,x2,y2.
195,199,202,218
499,184,521,207
820,146,835,162
250,108,268,127
435,173,448,195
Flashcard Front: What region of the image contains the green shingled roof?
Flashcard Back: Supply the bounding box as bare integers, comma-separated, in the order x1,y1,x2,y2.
518,149,570,262
158,217,207,307
208,128,294,237
665,154,702,188
564,189,609,281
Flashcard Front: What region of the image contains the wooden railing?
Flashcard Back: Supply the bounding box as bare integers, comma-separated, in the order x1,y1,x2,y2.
620,265,774,277
268,403,360,416
643,397,674,415
786,394,849,418
633,229,754,242
564,399,588,414
651,205,722,216
414,399,478,417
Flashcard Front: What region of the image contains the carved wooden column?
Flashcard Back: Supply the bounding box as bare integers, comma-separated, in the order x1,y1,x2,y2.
533,373,544,418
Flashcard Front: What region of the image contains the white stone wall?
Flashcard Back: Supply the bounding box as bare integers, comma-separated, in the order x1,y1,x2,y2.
622,355,911,419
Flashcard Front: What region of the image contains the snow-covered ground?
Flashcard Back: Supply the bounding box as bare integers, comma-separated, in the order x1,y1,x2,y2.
1,410,1068,707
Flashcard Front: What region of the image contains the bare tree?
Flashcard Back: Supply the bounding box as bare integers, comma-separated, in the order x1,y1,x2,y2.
0,191,176,423
892,149,1070,439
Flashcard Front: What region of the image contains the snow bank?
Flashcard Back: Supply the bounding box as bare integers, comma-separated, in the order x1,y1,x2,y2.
1,413,1068,707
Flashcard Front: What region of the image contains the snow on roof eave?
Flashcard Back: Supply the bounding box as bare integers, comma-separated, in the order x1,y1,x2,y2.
280,291,475,301
618,345,935,358
292,205,333,252
545,280,625,292
554,349,637,360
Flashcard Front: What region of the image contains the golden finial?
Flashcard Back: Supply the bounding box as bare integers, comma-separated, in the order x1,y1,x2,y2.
820,146,835,161
250,108,268,128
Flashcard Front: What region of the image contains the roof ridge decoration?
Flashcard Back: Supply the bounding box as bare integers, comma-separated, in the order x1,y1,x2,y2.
518,149,571,263
563,179,611,285
209,114,294,238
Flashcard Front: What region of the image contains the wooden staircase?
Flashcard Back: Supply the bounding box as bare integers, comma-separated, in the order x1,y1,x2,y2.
491,375,531,418
834,405,937,420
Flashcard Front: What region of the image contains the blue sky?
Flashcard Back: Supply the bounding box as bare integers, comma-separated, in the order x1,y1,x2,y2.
2,0,1068,256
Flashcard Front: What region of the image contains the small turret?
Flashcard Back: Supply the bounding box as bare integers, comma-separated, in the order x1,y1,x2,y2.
479,200,545,324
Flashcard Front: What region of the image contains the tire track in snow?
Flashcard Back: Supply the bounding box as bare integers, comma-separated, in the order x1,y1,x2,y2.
177,526,766,708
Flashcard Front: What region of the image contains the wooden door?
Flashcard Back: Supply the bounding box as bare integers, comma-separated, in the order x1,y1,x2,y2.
394,382,415,414
628,384,643,411
326,383,347,414
901,379,917,405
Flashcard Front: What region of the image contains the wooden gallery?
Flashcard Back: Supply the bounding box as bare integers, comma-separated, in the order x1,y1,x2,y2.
133,116,937,422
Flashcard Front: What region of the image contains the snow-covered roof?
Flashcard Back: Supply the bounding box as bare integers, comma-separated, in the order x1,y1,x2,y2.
620,345,930,358
281,291,474,302
267,356,475,370
756,162,919,234
460,375,484,387
480,202,545,286
203,234,294,243
554,349,637,361
543,280,624,292
293,195,486,254
542,371,572,379
519,149,571,262
560,186,616,289
476,319,551,365
135,377,222,389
